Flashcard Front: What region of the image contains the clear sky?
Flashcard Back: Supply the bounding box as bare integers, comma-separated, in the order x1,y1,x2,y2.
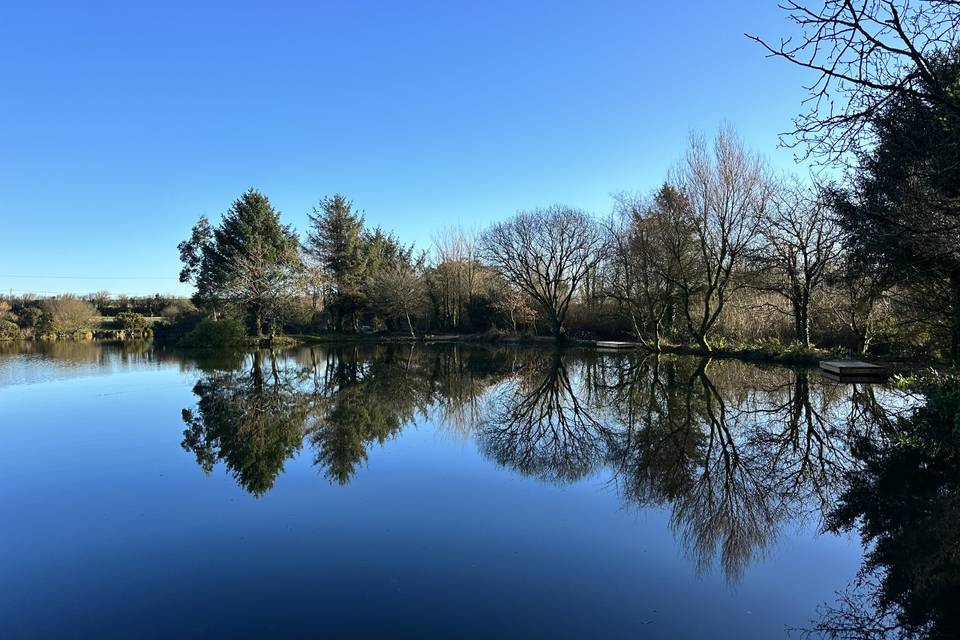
0,1,813,296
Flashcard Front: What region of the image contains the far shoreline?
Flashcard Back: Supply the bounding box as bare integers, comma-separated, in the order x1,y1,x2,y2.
3,331,934,374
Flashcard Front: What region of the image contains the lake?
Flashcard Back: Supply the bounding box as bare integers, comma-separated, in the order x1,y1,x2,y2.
0,342,907,638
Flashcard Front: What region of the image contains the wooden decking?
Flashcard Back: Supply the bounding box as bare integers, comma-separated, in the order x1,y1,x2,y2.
594,341,640,350
819,360,888,381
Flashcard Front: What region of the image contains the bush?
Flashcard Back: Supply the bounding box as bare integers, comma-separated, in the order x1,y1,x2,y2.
152,312,201,346
160,299,198,319
116,311,147,332
0,320,21,340
16,306,43,329
40,296,98,335
177,317,247,349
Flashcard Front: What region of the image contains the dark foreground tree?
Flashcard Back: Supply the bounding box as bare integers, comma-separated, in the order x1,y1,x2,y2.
828,59,960,362
750,0,960,161
481,205,606,341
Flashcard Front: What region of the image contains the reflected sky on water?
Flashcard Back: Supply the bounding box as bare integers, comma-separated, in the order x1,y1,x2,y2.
0,342,927,639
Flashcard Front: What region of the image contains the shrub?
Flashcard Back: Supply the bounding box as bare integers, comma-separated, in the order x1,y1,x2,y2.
116,311,147,332
177,317,247,349
0,320,21,340
16,306,43,329
40,296,98,335
152,312,201,346
160,299,198,319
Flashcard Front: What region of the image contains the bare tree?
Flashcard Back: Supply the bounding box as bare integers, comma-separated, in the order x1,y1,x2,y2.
430,226,485,330
749,0,960,160
490,282,537,334
303,262,328,314
828,261,891,354
663,128,771,352
606,193,676,349
90,291,111,313
481,206,606,341
370,262,428,337
221,244,306,337
751,178,843,347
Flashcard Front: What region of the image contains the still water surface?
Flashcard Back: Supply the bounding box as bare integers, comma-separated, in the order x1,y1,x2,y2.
0,342,899,638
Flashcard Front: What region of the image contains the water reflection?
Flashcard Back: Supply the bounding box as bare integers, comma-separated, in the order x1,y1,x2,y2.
477,350,613,483
177,344,946,608
810,380,960,640
181,351,309,496
306,346,427,485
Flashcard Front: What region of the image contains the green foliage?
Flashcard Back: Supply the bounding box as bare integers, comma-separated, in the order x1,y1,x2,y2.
0,319,21,340
115,311,147,332
309,348,423,484
16,306,43,329
829,57,960,362
303,193,415,332
160,298,197,319
177,317,248,349
178,189,302,335
181,352,308,496
151,312,202,346
304,194,366,292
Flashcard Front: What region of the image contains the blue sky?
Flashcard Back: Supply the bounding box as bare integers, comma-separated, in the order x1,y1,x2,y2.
1,1,813,296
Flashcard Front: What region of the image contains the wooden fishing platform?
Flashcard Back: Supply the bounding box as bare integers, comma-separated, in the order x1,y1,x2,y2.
594,341,640,350
819,360,888,381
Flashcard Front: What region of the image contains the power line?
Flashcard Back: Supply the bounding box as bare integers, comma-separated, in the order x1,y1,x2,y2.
0,274,176,280
4,288,186,295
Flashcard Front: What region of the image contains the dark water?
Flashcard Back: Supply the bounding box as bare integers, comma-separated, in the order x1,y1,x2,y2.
0,342,909,638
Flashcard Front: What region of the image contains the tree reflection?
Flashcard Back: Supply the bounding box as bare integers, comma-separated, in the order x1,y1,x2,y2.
808,378,960,640
175,342,912,591
590,356,852,580
306,345,430,485
181,350,309,496
476,350,613,483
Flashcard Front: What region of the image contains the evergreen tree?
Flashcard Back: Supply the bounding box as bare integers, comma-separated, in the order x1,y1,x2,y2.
829,57,960,363
303,194,367,330
178,188,301,336
303,195,415,331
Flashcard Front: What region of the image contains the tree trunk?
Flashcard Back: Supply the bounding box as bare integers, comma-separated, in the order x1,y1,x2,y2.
794,300,810,349
405,310,415,338
696,332,711,353
629,310,642,341
550,314,565,343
